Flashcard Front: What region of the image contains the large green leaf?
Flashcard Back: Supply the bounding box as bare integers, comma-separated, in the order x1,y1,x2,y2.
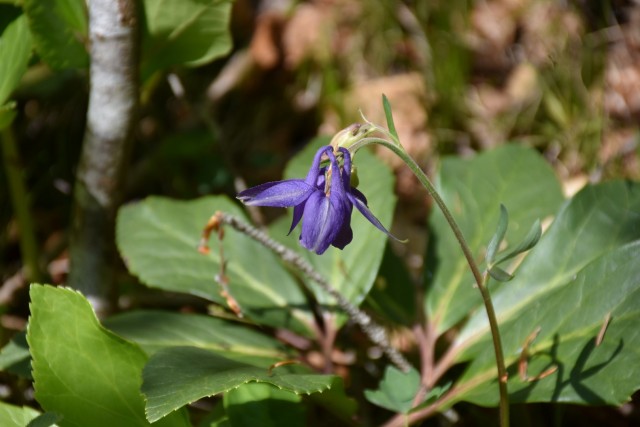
142,346,337,423
116,196,315,335
224,383,305,427
0,402,41,427
425,145,564,334
450,181,640,405
27,285,190,427
23,0,88,69
141,0,233,79
269,138,397,322
105,310,289,365
0,12,32,106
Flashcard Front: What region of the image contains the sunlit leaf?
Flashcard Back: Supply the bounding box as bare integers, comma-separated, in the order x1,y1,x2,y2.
27,285,190,427
0,401,41,427
451,182,640,405
116,196,315,336
141,0,233,79
425,145,564,334
381,94,399,141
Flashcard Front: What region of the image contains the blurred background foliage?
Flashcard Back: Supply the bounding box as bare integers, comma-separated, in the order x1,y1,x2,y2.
1,0,640,425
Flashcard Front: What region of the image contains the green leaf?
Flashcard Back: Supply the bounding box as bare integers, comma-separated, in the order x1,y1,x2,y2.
141,0,233,79
493,219,541,266
365,244,416,325
364,366,421,414
142,346,337,423
116,196,314,336
487,265,513,282
381,94,399,142
0,401,41,427
486,204,508,266
26,412,62,427
0,13,32,105
451,181,640,405
23,0,88,69
0,331,31,378
0,101,17,131
224,383,305,427
270,137,397,326
425,145,564,334
27,285,190,427
104,310,289,365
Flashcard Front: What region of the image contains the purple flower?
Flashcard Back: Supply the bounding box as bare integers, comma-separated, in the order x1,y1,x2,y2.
237,145,395,254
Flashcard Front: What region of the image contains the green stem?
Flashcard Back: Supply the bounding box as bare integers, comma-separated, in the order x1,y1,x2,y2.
350,137,509,427
1,126,43,282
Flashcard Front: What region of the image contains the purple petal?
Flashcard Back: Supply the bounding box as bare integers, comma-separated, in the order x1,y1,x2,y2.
348,189,402,241
305,146,332,186
300,191,345,254
237,180,314,207
331,211,353,249
288,202,305,235
337,147,352,193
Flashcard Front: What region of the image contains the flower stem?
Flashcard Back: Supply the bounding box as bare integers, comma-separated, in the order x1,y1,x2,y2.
350,137,509,427
1,126,43,282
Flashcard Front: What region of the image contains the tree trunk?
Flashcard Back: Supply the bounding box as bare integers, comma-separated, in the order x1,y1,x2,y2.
68,0,138,317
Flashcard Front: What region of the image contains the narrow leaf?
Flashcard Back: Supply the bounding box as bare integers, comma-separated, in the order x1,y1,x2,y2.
382,94,399,141
142,346,337,423
493,218,542,266
486,204,508,265
488,265,513,282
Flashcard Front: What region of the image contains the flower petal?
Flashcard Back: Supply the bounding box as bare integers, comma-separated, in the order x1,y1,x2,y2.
300,191,344,254
305,146,332,186
237,180,314,207
348,189,403,241
288,202,305,235
337,147,352,193
331,211,353,249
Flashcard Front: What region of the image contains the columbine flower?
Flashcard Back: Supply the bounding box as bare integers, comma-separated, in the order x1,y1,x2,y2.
237,145,395,254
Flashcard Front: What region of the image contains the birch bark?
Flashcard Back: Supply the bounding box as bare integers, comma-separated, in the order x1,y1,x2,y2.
68,0,138,316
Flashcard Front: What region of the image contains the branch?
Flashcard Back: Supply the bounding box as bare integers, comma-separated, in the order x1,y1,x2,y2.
68,0,138,317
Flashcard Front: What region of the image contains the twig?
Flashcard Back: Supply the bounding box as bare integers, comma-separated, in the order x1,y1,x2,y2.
198,211,412,373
